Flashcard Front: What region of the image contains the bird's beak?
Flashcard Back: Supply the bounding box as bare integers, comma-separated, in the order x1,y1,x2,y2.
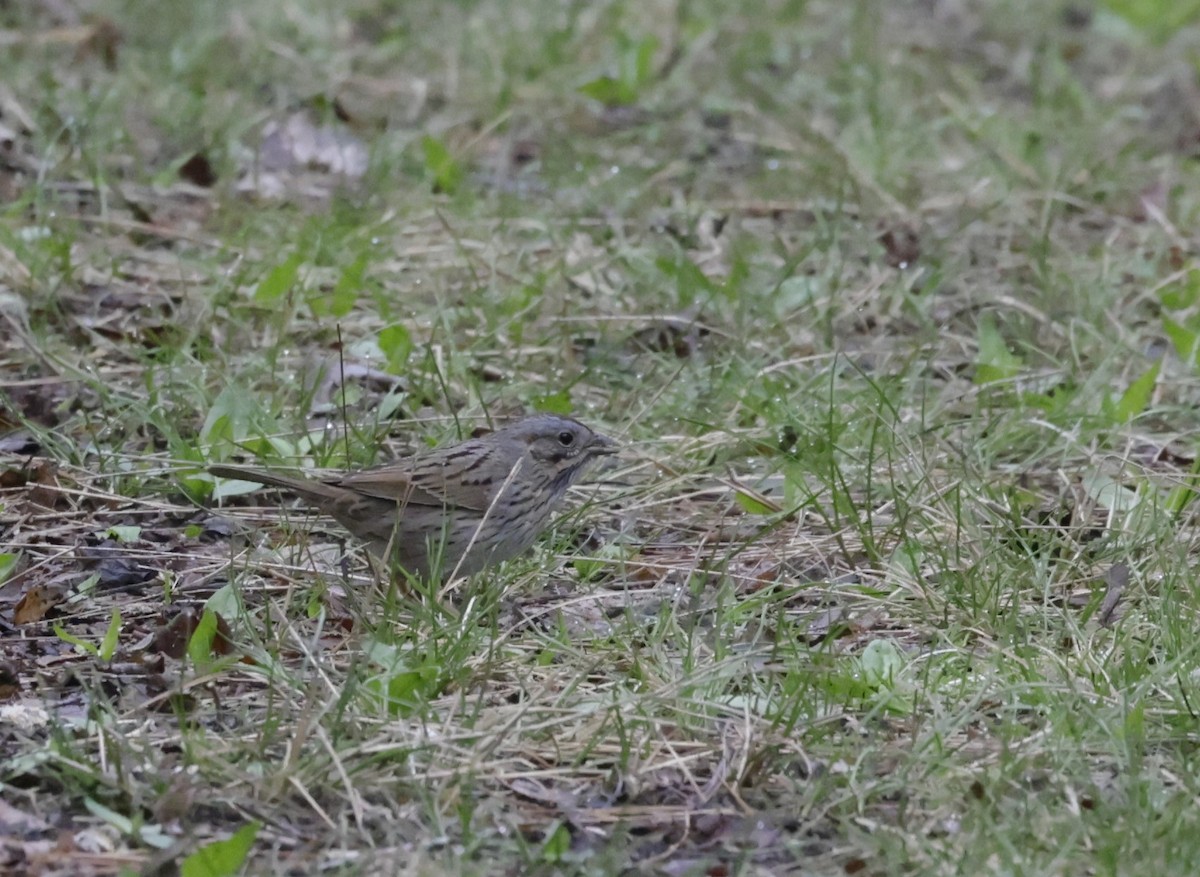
591,433,619,455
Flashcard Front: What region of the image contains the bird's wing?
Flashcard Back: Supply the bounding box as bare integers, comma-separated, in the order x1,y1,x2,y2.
335,450,516,512
333,467,453,507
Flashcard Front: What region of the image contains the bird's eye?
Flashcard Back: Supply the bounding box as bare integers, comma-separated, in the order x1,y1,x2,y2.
557,430,576,446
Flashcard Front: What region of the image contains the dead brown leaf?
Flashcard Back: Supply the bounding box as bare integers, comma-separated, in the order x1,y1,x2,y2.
11,583,67,625
0,459,64,508
73,18,122,69
27,460,63,509
178,152,217,188
150,607,235,660
0,661,20,700
878,221,921,268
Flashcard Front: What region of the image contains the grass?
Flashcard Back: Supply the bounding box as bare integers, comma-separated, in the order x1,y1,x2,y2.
4,0,1200,874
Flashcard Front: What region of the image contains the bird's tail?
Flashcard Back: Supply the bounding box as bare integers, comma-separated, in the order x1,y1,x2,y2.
208,465,341,504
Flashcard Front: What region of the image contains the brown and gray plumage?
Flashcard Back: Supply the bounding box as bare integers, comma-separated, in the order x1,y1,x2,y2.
209,414,617,580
